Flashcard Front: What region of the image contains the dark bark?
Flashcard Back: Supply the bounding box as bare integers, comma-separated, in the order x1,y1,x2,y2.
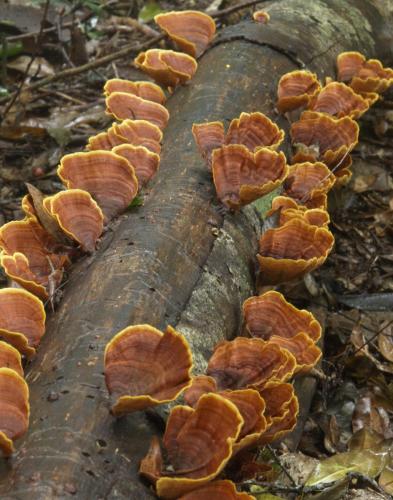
0,1,391,498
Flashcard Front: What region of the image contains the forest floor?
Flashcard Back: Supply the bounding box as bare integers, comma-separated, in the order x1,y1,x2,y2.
0,1,393,499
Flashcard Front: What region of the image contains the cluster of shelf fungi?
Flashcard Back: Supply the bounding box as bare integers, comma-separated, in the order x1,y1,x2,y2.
0,7,392,500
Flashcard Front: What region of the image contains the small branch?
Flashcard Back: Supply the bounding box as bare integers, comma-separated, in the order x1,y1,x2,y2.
266,445,297,486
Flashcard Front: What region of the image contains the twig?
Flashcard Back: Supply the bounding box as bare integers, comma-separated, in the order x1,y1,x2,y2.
352,317,393,356
266,444,297,486
1,0,51,124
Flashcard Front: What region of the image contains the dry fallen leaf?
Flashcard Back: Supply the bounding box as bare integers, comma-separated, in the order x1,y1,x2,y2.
7,56,55,77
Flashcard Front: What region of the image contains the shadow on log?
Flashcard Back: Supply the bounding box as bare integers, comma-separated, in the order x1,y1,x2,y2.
0,0,392,498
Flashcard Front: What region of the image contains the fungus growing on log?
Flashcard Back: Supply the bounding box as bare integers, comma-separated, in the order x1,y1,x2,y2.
0,367,29,456
154,11,216,58
87,128,125,151
104,325,193,415
106,92,169,129
144,393,243,499
177,480,254,499
112,144,160,187
0,341,23,376
206,337,296,390
212,145,287,209
267,196,330,227
0,253,48,300
337,51,393,94
104,79,166,104
113,119,163,154
192,113,284,168
277,70,321,113
257,219,335,284
135,49,198,88
253,10,270,24
43,189,104,253
308,82,370,119
290,112,359,170
284,161,335,205
268,333,321,374
57,151,138,221
0,288,45,358
183,375,218,407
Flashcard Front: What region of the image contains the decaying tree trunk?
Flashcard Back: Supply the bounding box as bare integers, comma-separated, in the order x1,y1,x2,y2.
0,1,392,498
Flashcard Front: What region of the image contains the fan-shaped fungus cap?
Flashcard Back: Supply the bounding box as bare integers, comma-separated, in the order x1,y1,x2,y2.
284,162,335,204
104,325,193,415
277,70,321,113
87,127,125,152
113,119,163,155
43,189,104,253
155,393,243,499
226,112,285,152
257,219,335,285
258,381,298,445
337,51,365,82
135,49,197,88
155,11,216,58
184,375,218,407
268,333,321,374
178,480,254,499
58,151,138,221
290,112,359,168
0,367,29,456
267,196,330,228
244,290,323,342
106,92,169,130
104,79,166,104
309,82,369,119
206,337,295,391
212,145,288,209
112,144,160,187
0,253,48,300
0,341,23,376
0,288,45,358
253,10,270,24
192,122,225,167
21,195,37,220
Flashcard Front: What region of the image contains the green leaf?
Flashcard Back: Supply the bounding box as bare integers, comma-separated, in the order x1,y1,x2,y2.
249,485,284,499
0,41,23,59
306,440,393,487
0,86,9,97
128,195,144,208
138,1,164,22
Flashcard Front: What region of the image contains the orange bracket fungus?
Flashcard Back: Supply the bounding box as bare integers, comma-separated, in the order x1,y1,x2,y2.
267,196,330,227
135,49,198,88
43,189,104,254
308,82,370,119
284,162,335,204
206,337,296,390
0,288,46,358
192,112,284,168
337,51,393,94
141,393,243,499
104,79,166,104
177,480,254,499
268,333,322,374
105,92,169,130
155,11,216,58
88,119,163,155
57,151,138,221
277,70,321,113
253,10,270,24
243,291,322,342
212,145,288,209
112,144,160,187
104,325,193,415
0,367,29,456
0,341,23,377
257,218,335,285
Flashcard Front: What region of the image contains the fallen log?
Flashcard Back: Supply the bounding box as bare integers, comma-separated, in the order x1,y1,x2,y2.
0,1,392,498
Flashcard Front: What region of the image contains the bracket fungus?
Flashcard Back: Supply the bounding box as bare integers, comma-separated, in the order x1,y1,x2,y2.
277,70,321,113
0,367,29,456
104,325,193,415
141,393,243,499
0,253,48,300
337,51,393,94
206,337,296,391
104,79,166,104
212,145,288,209
154,11,216,58
112,144,160,187
267,196,330,227
0,288,45,358
177,480,254,499
0,341,23,376
257,218,335,285
284,162,335,204
253,10,270,24
105,92,169,130
192,112,284,168
309,81,370,119
135,49,198,88
268,333,321,374
58,151,138,221
43,189,104,253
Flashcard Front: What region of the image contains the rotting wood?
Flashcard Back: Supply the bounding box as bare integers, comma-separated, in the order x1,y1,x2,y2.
0,1,392,498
